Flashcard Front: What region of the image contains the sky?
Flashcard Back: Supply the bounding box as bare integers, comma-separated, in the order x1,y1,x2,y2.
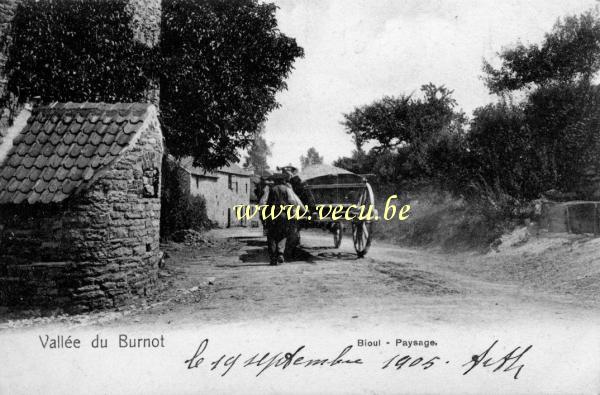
262,0,599,169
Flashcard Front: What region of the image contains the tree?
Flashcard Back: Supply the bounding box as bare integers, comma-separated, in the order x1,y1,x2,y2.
483,10,600,93
341,83,465,176
160,0,304,170
243,124,272,176
467,102,539,198
4,0,304,171
300,147,323,169
5,0,155,103
480,9,600,197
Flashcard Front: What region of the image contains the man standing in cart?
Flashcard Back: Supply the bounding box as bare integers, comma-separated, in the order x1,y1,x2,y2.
265,172,304,265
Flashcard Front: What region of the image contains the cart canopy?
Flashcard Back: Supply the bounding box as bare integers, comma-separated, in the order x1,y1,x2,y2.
298,164,363,184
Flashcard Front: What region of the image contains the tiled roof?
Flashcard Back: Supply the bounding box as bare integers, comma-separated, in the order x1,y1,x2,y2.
180,156,252,177
0,102,153,204
218,163,253,177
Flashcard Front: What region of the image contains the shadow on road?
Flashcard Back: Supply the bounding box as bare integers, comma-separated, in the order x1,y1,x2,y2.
316,251,361,261
229,236,352,266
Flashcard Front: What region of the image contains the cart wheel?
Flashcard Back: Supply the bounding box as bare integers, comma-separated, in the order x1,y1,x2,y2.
352,180,375,257
332,222,343,248
352,221,372,257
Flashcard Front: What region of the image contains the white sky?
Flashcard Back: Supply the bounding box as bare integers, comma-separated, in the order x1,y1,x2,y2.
263,0,599,168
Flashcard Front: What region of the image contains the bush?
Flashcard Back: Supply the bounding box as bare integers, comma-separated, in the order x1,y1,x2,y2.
372,185,515,251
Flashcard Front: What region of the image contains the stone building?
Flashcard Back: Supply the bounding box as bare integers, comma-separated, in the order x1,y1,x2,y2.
0,102,163,311
180,158,252,228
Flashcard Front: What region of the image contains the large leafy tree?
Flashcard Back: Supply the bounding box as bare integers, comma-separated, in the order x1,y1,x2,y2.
5,0,155,103
341,83,465,175
160,0,303,170
483,10,600,93
4,0,303,171
479,9,600,197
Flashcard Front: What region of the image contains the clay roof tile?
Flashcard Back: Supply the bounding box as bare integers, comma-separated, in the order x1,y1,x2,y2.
48,155,63,168
75,155,90,169
102,133,116,145
109,143,122,156
12,191,28,204
68,121,82,134
15,166,29,180
18,177,34,193
55,143,69,157
33,155,49,169
42,141,55,156
80,143,97,158
39,189,55,204
27,190,42,204
61,179,77,195
68,166,84,181
76,132,89,145
7,178,20,192
21,155,35,168
27,167,41,181
9,154,24,167
16,142,30,156
33,179,49,193
36,131,50,144
47,179,61,193
96,143,110,156
116,131,130,146
49,132,62,146
62,131,76,145
41,167,57,182
31,141,45,156
54,166,69,181
82,167,95,181
89,132,102,146
0,166,16,179
68,144,82,157
24,133,37,145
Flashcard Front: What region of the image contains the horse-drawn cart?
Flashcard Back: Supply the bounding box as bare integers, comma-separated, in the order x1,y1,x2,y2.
297,164,376,257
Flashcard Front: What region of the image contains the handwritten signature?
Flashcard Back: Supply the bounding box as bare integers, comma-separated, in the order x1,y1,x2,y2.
462,340,532,380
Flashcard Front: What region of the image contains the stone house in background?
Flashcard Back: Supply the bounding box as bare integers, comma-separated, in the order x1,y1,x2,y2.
179,157,252,228
0,102,163,311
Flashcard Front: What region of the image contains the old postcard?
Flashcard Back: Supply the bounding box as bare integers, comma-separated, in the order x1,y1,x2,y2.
1,0,599,394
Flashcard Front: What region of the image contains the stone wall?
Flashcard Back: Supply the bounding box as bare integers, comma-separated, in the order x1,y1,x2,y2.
125,0,161,106
0,117,163,312
578,165,600,200
540,200,600,235
126,0,161,48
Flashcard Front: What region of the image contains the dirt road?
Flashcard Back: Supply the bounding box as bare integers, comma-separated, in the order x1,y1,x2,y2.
2,226,599,330
145,227,600,328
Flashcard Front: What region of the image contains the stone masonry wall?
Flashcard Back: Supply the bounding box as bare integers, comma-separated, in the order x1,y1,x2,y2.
190,173,251,227
126,0,161,106
0,118,163,312
579,165,600,200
